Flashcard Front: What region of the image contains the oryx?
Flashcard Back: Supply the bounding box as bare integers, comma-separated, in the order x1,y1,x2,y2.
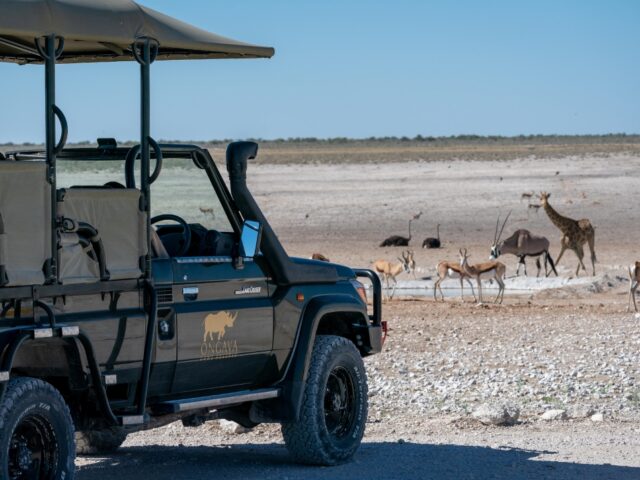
489,212,558,277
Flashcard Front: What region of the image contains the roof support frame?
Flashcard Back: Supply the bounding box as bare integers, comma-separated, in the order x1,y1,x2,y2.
133,37,158,280
0,36,38,57
132,37,159,417
36,34,67,284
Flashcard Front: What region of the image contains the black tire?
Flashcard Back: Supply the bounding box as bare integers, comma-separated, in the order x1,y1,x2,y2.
282,335,368,466
75,427,127,455
0,377,76,479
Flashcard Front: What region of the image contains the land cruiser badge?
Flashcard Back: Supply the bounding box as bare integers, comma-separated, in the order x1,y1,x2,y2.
201,311,239,359
234,286,262,295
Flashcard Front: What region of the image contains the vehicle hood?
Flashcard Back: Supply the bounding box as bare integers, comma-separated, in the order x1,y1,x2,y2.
290,257,355,280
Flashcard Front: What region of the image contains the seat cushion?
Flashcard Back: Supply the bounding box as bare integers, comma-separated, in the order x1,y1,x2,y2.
0,161,51,286
59,188,147,280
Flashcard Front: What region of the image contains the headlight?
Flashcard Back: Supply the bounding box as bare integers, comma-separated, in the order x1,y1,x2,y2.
350,279,367,304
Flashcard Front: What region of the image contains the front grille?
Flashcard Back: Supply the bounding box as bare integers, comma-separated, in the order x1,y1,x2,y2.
157,287,173,304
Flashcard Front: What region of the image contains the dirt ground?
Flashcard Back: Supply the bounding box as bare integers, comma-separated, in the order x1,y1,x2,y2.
77,151,640,478
243,153,638,270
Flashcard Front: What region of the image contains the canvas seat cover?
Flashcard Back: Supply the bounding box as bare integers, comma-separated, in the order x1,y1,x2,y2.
58,232,101,284
58,188,147,280
0,161,52,286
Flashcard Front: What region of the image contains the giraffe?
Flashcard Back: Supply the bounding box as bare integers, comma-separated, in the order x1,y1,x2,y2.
539,192,596,276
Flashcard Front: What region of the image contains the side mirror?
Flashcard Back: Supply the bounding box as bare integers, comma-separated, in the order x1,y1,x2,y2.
240,220,262,258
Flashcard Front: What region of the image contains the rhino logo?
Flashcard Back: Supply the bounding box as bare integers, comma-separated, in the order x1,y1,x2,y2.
202,311,238,342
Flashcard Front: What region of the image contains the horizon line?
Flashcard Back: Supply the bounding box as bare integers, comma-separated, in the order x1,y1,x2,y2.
2,133,640,147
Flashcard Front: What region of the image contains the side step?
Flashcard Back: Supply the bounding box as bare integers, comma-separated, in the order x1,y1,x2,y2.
151,388,280,415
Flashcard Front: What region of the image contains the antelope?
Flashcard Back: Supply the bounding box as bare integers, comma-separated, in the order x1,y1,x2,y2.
627,262,640,312
489,213,558,277
433,259,476,302
520,191,535,202
380,211,422,247
422,224,441,249
459,248,506,304
311,253,330,262
372,251,411,299
528,203,542,214
406,250,417,279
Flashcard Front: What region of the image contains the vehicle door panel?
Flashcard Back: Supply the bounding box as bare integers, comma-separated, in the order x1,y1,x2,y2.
171,258,274,394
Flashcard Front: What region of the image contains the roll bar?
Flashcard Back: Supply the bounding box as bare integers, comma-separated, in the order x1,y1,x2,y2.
30,34,159,282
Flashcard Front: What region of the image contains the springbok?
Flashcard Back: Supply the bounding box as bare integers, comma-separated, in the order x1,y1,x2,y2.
520,191,534,202
489,213,557,277
433,259,476,302
372,251,411,299
406,250,416,279
627,262,640,312
528,203,542,214
459,248,506,304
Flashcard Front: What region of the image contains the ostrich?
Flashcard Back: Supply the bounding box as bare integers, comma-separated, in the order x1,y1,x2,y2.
380,211,422,247
422,224,441,249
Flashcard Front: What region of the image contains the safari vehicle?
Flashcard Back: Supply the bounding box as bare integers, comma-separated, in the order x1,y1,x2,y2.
0,1,383,477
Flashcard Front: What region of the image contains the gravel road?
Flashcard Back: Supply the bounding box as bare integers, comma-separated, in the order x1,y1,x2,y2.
76,421,640,480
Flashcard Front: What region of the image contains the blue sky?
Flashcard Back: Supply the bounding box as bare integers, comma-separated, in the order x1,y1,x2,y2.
1,0,638,143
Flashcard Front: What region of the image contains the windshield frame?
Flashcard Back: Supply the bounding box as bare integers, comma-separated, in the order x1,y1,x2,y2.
7,144,242,236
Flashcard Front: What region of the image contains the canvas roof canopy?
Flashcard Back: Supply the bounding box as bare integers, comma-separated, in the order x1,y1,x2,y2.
0,0,275,64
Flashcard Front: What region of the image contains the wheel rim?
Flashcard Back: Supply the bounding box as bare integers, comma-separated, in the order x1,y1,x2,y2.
8,414,58,480
324,366,357,439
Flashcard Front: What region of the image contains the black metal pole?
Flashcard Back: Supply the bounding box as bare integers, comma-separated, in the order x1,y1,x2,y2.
137,39,154,278
44,35,58,283
140,42,150,204
133,38,158,419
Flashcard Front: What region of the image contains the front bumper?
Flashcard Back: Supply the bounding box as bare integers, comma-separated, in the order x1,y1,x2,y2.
354,268,385,354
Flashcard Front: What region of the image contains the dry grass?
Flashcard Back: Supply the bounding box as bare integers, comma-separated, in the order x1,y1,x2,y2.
4,135,640,164
210,140,640,164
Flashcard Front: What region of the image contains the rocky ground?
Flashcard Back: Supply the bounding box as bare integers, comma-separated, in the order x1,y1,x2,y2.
366,299,640,424
77,152,640,478
76,286,640,479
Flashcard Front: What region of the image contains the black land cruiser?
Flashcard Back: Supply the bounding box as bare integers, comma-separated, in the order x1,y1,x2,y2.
0,2,383,478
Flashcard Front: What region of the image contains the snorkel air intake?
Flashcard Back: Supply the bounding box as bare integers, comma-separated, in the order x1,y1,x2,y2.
226,141,339,286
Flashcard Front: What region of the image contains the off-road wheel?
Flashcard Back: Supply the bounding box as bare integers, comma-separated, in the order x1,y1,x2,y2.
0,377,76,479
282,335,368,465
75,426,127,455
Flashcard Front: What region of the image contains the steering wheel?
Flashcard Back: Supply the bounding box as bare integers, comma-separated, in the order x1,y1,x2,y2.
151,214,192,257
